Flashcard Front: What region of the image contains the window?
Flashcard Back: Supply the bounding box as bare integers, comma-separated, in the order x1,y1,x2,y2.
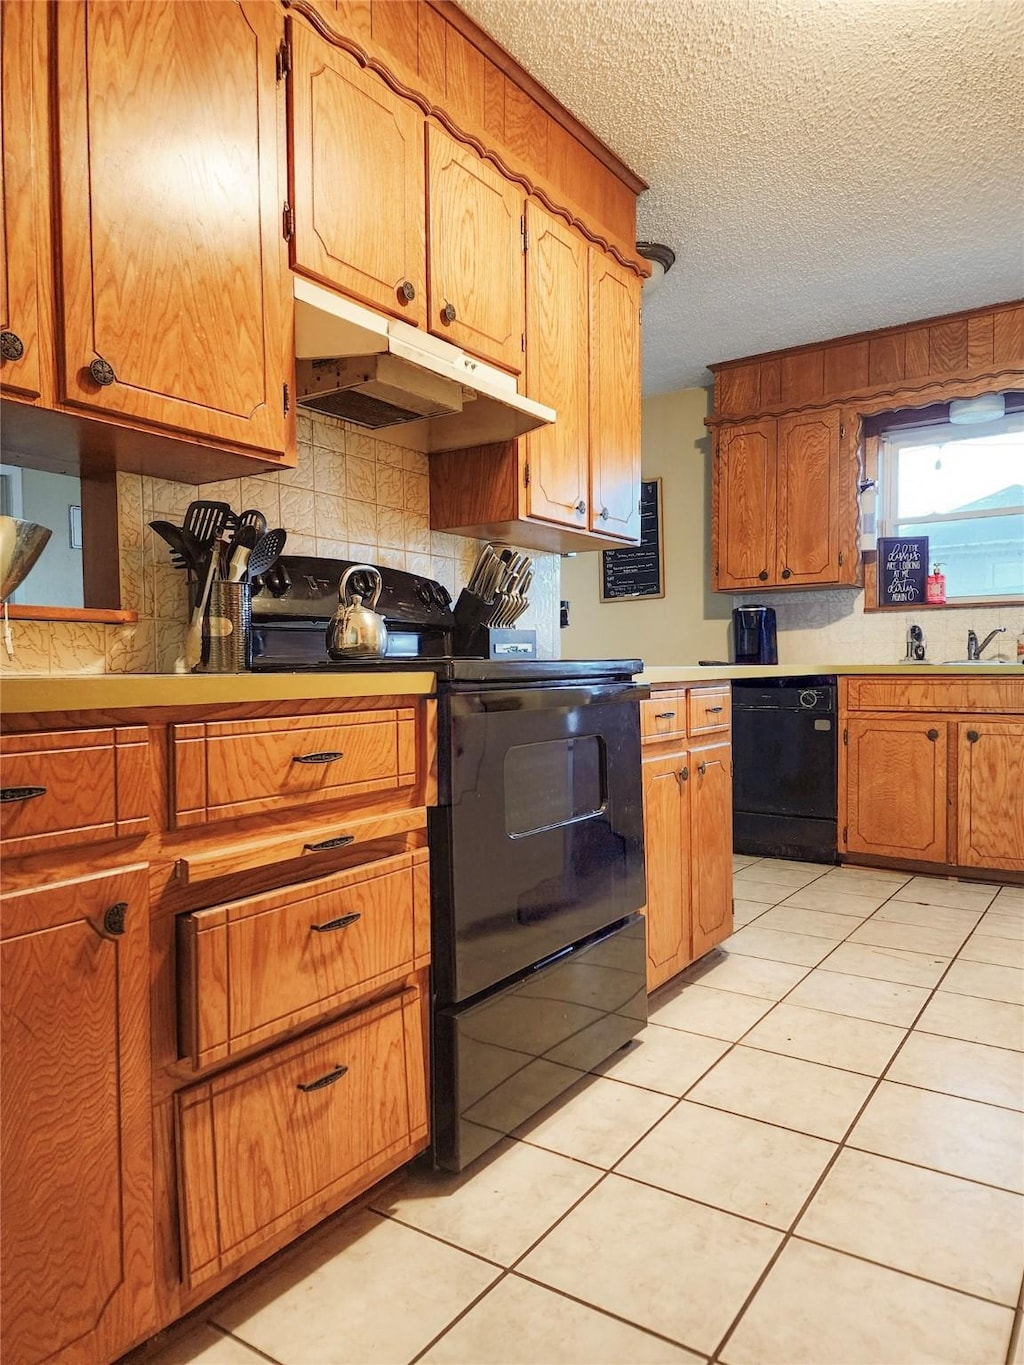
878,413,1024,603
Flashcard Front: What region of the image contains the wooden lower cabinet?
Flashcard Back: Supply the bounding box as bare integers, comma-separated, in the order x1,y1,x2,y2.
957,721,1024,872
642,688,733,992
0,864,154,1365
175,987,428,1290
843,717,948,863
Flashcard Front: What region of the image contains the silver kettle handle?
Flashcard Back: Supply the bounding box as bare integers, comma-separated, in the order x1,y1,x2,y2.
338,564,383,611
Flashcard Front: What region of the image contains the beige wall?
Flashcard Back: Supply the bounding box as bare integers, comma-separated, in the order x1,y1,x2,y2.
560,387,732,665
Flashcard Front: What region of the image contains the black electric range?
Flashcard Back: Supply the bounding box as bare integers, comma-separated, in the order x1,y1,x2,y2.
252,556,649,1171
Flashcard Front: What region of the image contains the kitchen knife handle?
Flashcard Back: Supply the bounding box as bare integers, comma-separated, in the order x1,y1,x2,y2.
297,1064,348,1093
310,912,361,933
293,751,344,765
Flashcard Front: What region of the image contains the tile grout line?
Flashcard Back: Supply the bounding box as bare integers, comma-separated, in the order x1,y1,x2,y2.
706,868,1017,1365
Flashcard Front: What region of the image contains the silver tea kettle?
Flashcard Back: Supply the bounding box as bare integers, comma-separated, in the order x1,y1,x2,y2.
326,564,388,659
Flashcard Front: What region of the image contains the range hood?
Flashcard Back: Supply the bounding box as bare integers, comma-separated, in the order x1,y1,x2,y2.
294,277,555,452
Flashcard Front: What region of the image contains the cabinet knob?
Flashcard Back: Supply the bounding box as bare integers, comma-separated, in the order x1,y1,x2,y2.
599,506,609,521
574,499,587,516
758,570,769,581
102,901,128,936
397,280,416,303
678,766,689,781
781,568,792,580
966,729,980,743
88,357,116,386
0,330,25,361
926,728,939,741
441,302,457,325
697,761,708,775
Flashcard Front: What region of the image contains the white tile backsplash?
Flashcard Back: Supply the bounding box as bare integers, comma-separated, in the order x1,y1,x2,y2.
1,412,560,675
736,588,1022,666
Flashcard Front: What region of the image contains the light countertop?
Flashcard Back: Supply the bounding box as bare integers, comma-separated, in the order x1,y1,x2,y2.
0,671,438,715
639,663,1024,685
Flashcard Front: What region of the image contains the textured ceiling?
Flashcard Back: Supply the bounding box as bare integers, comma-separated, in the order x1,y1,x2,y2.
458,0,1024,393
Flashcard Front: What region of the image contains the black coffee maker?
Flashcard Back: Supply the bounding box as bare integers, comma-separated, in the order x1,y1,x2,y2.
732,605,778,665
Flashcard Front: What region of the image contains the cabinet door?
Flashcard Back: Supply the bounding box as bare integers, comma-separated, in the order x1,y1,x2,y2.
844,718,947,862
690,740,734,960
0,0,50,402
776,409,843,584
1,865,153,1365
288,24,425,325
523,201,589,528
589,250,641,540
957,721,1024,872
713,420,777,589
427,123,524,373
54,1,290,454
643,749,691,991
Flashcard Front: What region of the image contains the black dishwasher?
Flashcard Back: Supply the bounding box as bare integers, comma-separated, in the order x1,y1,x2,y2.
732,676,838,863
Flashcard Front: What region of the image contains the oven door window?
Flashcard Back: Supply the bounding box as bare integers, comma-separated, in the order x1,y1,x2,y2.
503,736,605,837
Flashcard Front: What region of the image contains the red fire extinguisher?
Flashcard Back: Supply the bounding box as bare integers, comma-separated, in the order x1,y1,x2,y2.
926,563,946,605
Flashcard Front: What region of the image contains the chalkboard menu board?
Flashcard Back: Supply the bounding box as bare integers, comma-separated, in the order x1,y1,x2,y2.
878,536,929,606
601,479,664,601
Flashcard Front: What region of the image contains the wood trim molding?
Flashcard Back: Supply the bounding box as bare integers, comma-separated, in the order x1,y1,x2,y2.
433,2,648,195
283,0,648,277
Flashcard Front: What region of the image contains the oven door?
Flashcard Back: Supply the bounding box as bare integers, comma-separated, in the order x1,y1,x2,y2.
430,681,647,1004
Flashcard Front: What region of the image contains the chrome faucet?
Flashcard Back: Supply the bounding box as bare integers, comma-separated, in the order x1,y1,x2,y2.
966,627,1006,660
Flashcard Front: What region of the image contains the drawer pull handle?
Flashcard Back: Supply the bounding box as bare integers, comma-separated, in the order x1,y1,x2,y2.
926,728,939,742
303,834,356,854
102,902,128,936
297,1064,349,1093
310,912,361,933
0,785,47,804
966,729,979,743
707,706,724,714
654,711,676,720
293,750,344,765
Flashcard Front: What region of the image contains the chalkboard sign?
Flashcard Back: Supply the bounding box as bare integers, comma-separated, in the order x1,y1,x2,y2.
601,479,664,601
878,536,929,606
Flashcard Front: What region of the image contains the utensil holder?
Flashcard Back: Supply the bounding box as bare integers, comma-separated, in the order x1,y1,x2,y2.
201,580,252,672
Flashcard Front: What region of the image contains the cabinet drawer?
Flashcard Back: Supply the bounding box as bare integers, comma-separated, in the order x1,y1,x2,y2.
171,707,419,828
687,687,731,736
175,988,428,1289
0,727,149,857
178,849,430,1068
641,692,687,744
844,678,1024,714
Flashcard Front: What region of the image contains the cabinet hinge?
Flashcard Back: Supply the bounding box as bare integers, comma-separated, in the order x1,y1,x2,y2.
283,381,290,415
521,215,528,252
842,825,848,843
714,560,719,577
523,462,530,487
843,727,848,745
521,332,526,353
839,421,845,439
282,201,295,242
275,38,291,82
838,550,844,566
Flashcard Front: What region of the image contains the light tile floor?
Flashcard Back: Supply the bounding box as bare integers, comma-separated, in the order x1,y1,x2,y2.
137,858,1024,1365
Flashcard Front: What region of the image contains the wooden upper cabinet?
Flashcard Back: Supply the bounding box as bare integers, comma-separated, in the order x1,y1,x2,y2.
844,717,948,863
288,23,426,326
713,420,777,589
53,1,290,454
589,250,642,541
427,123,525,373
523,201,589,528
1,864,153,1365
957,721,1024,872
0,0,50,403
776,409,842,584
